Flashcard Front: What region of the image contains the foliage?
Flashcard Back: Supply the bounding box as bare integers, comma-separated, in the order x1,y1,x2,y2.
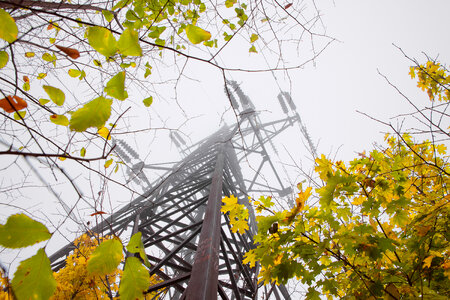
12,248,56,300
221,195,249,234
51,234,122,299
51,233,164,300
224,62,450,299
0,214,53,299
0,216,163,299
410,61,450,102
0,214,51,248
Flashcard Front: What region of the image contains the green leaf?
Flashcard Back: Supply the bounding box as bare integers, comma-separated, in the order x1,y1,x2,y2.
11,248,56,300
0,214,51,248
43,85,65,106
249,45,257,53
0,51,8,69
87,237,123,276
118,28,142,56
87,26,117,57
80,147,86,157
147,26,166,39
13,110,26,120
79,70,86,80
42,53,56,64
185,24,211,44
225,0,236,8
250,33,259,43
144,68,151,78
119,257,150,300
23,81,30,91
105,71,128,100
39,99,50,105
50,114,69,126
143,96,153,107
0,9,18,43
112,0,131,10
306,286,321,300
102,10,114,22
126,232,150,267
69,96,112,132
93,59,102,67
68,69,81,77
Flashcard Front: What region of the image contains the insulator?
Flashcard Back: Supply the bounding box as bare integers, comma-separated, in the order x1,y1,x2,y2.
170,132,181,148
224,85,239,109
117,139,139,159
229,81,249,106
282,91,296,110
277,94,288,114
173,131,186,145
113,141,131,163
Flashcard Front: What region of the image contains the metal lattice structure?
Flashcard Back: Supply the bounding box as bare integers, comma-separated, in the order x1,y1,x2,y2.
49,81,311,299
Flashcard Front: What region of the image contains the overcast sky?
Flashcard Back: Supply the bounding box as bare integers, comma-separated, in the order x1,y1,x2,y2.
146,0,450,165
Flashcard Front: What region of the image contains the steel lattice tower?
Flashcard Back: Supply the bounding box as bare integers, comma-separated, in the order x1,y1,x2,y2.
49,81,309,299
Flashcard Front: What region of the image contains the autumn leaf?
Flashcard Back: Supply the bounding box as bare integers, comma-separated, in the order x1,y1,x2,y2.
97,126,111,140
90,211,107,216
0,95,27,113
104,158,113,168
423,255,434,269
230,219,249,234
55,45,80,59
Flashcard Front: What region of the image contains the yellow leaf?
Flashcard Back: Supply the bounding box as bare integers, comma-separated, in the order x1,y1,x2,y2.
231,219,249,234
37,73,47,80
221,195,238,213
436,144,447,155
97,126,111,140
423,255,434,268
351,196,365,205
104,158,113,168
409,66,416,79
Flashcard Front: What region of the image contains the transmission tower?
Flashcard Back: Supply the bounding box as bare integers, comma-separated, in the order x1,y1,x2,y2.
49,81,311,299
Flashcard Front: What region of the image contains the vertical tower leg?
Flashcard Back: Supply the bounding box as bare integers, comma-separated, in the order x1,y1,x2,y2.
184,148,225,299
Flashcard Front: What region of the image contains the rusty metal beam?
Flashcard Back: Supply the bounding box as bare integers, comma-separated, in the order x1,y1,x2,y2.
184,147,225,299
